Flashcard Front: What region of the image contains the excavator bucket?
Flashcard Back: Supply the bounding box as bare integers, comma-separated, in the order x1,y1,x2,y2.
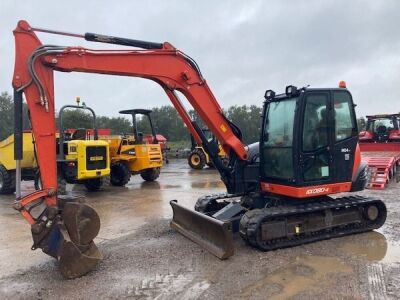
58,202,102,278
58,228,102,279
34,202,102,279
170,200,234,259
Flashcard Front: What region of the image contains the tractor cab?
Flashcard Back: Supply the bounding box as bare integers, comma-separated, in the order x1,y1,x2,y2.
359,114,400,143
188,128,228,169
119,109,158,145
260,83,364,197
190,128,215,150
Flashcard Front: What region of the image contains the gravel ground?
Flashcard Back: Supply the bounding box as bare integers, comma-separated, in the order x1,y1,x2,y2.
0,159,399,299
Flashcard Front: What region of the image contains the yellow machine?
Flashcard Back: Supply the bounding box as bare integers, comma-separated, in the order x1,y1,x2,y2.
101,109,162,186
188,128,228,169
0,132,37,194
0,130,110,194
56,102,110,192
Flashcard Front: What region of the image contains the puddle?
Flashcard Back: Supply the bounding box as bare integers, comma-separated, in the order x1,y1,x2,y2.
340,231,400,263
122,272,210,299
191,181,225,189
239,255,353,299
161,184,182,189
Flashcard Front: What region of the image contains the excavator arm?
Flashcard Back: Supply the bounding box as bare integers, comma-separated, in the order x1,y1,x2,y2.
12,20,249,277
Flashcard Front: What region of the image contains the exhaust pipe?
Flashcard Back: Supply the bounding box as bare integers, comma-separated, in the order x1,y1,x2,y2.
170,200,234,259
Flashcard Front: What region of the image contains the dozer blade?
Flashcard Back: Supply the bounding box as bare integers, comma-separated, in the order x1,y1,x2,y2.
170,200,234,259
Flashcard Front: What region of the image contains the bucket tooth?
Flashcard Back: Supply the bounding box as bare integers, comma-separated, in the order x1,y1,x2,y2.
170,200,234,259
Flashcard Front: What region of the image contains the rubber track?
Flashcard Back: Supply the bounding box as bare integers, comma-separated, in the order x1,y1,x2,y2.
239,196,387,251
194,192,242,212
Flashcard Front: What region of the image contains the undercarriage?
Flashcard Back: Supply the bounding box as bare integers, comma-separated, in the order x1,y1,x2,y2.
170,193,386,258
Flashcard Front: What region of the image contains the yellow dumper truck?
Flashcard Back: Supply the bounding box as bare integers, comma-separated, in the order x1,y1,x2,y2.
0,132,36,194
101,109,163,186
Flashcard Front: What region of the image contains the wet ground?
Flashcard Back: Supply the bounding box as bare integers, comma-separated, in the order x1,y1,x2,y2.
0,159,399,299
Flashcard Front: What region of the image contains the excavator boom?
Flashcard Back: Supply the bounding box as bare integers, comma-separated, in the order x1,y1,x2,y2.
12,20,249,277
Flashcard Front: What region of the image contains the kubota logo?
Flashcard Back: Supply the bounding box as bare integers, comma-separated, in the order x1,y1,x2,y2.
305,187,329,195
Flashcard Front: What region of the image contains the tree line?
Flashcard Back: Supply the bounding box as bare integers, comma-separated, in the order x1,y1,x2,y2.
0,91,366,145
0,92,262,144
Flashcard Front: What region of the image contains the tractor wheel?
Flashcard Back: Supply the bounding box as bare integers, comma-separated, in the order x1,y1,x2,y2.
84,178,103,192
110,162,131,186
140,168,160,181
188,149,206,170
0,164,15,194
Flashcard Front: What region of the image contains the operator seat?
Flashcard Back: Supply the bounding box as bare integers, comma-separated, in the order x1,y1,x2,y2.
72,128,87,140
136,132,144,144
375,125,389,142
376,125,387,134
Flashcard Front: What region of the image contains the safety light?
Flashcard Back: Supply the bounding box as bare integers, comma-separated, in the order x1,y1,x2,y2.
285,85,298,96
264,89,275,100
76,96,81,106
339,81,347,88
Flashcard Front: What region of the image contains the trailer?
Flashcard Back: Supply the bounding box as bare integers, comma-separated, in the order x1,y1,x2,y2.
361,148,400,189
359,113,400,189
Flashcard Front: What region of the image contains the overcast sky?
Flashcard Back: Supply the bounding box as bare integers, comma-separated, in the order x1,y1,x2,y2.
1,0,399,118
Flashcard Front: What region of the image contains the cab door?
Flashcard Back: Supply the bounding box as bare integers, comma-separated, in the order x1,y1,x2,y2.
299,92,333,184
331,90,358,182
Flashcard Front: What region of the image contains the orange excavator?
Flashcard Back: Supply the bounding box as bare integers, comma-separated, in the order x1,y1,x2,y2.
12,20,386,278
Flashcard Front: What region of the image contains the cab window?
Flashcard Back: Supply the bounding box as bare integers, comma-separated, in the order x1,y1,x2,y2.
302,93,330,181
302,94,329,151
333,91,357,141
262,99,296,180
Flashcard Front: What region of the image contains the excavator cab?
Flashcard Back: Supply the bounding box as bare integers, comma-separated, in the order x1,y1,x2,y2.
261,85,363,192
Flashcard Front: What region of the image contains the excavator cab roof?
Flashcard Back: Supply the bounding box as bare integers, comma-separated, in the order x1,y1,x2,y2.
264,86,350,102
119,109,152,115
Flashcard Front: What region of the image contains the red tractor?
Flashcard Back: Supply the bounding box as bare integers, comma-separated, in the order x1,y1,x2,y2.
359,114,400,143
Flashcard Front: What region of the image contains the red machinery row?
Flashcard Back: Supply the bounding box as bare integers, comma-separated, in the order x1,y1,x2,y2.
359,114,400,189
